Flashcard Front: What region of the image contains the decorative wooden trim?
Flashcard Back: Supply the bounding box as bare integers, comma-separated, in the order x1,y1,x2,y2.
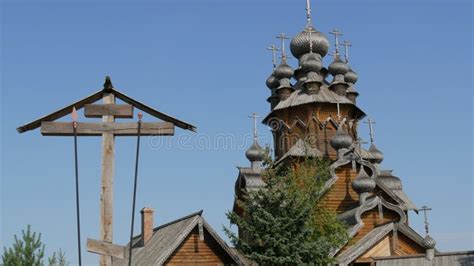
84,104,133,118
86,238,125,259
41,122,174,136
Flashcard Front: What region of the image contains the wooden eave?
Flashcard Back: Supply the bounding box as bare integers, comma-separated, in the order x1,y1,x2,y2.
17,87,196,134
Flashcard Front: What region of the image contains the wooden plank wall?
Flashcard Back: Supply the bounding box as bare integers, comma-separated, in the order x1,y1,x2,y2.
321,164,360,213
166,227,235,265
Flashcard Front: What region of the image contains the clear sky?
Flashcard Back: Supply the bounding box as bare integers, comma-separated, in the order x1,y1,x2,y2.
1,0,473,264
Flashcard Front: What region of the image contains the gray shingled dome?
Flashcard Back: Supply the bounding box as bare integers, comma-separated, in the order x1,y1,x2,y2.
245,142,264,162
352,167,376,193
344,67,358,84
422,235,436,249
330,126,353,150
266,74,279,89
368,143,384,164
328,55,349,76
300,53,322,72
273,61,294,79
378,173,402,190
290,26,330,58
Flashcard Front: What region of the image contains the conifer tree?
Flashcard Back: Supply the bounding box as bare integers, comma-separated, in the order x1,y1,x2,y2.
2,225,69,266
225,157,348,265
2,225,45,266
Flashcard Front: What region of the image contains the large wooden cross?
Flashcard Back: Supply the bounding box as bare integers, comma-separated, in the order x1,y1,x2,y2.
17,77,196,265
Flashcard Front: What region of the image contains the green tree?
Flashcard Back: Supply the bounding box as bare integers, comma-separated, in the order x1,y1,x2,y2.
2,225,69,266
225,157,348,265
48,249,69,266
2,225,45,266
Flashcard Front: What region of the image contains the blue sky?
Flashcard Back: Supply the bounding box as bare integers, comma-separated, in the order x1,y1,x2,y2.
1,0,472,264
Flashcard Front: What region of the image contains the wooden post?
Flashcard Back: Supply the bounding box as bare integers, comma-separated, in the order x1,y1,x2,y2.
100,93,115,266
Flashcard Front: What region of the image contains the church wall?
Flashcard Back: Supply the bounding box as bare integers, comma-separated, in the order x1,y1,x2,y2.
272,103,358,160
321,164,359,213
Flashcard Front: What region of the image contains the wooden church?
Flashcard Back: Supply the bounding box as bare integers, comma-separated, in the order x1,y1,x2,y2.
232,1,439,265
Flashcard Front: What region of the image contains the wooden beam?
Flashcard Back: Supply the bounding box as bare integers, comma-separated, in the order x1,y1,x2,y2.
41,122,175,136
111,88,197,132
84,104,134,118
17,90,104,133
100,93,115,266
86,238,125,259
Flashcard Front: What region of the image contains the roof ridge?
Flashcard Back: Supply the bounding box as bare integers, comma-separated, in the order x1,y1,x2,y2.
152,210,203,232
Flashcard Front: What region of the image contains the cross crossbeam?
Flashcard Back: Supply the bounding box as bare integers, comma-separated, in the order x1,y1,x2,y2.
84,104,134,118
41,121,174,136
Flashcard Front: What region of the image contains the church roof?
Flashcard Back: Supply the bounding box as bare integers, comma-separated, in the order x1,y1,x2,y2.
275,139,323,164
262,82,365,124
113,210,243,265
376,174,418,211
335,222,427,265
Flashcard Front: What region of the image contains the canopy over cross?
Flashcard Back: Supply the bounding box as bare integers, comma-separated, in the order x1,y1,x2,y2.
364,118,377,143
420,205,433,235
341,40,352,63
248,112,262,142
17,76,196,266
329,29,343,55
276,33,290,59
266,44,280,69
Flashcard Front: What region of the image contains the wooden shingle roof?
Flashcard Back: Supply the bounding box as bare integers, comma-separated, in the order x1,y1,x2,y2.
112,210,243,266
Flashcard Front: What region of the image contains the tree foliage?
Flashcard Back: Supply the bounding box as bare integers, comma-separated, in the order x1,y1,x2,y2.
2,225,45,266
2,225,69,266
225,157,348,265
48,249,69,266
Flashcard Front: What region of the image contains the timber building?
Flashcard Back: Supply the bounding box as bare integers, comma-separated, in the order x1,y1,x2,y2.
231,2,456,266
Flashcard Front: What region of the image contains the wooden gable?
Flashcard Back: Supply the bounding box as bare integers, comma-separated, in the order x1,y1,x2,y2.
355,231,425,264
166,227,236,265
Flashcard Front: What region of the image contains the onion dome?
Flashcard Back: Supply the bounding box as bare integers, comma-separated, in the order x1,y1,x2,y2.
368,143,384,164
328,54,349,76
344,67,358,84
330,126,353,150
290,26,330,59
422,235,436,249
245,142,264,162
352,167,376,193
377,170,402,190
273,61,294,79
300,53,322,72
346,86,359,102
266,74,279,89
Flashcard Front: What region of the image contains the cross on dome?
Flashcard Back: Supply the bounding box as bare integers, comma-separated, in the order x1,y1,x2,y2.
364,118,377,143
341,40,352,64
276,33,290,59
420,205,433,235
266,44,280,69
329,29,343,55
